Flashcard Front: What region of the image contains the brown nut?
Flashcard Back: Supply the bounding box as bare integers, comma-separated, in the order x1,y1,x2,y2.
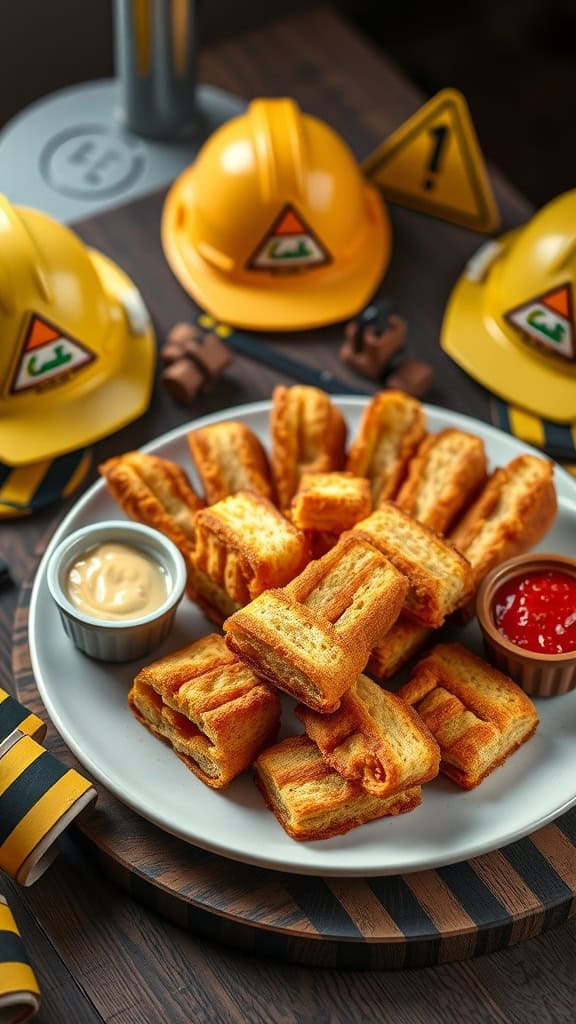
160,342,187,365
340,315,406,381
162,335,212,367
161,358,205,404
385,358,434,398
185,333,232,381
166,322,204,347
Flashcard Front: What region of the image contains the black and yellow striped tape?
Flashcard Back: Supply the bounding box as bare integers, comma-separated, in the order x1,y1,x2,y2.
490,398,576,478
0,449,92,519
0,730,97,886
0,894,40,1023
0,691,46,746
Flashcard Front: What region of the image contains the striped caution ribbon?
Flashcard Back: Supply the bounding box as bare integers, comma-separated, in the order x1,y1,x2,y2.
0,691,46,746
0,449,92,519
0,894,40,1023
490,398,576,477
0,730,97,886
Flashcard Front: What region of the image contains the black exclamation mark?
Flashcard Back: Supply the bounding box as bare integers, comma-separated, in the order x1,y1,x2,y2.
424,124,448,190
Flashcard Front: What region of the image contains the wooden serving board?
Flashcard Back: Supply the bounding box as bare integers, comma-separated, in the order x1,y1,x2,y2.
13,582,576,970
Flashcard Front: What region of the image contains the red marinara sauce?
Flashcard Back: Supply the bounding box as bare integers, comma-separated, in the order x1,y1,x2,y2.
492,569,576,655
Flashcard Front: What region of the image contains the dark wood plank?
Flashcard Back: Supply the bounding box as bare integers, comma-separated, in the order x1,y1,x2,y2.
12,845,576,1024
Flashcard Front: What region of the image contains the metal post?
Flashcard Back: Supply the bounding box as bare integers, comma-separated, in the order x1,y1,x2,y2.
114,0,200,140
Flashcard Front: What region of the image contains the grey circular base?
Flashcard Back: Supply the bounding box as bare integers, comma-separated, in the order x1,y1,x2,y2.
0,80,245,222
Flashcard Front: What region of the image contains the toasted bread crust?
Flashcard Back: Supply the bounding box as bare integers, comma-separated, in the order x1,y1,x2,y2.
98,451,204,560
304,529,340,560
352,502,471,627
225,535,408,712
367,616,434,682
395,428,488,533
128,634,281,788
296,673,440,797
191,491,309,623
185,566,242,627
255,735,421,840
398,642,539,789
346,390,426,506
285,533,409,649
187,420,273,505
450,454,557,595
290,471,371,532
270,385,347,510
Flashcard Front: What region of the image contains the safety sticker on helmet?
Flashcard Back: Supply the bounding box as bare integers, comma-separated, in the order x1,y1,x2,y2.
505,284,574,361
247,204,331,272
10,314,96,394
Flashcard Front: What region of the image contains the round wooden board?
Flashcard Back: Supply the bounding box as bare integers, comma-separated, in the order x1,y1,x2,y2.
13,582,576,970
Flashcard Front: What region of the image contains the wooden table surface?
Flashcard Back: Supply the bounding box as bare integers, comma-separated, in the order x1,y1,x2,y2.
1,7,575,1022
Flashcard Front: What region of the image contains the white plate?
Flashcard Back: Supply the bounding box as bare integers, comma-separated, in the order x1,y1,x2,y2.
29,399,576,877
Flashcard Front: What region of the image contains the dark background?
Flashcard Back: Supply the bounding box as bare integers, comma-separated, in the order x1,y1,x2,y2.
1,0,575,208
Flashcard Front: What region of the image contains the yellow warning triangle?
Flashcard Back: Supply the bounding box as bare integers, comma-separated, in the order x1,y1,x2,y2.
363,89,500,233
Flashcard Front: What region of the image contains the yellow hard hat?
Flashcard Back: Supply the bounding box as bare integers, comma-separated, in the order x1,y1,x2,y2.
162,98,391,331
441,189,576,422
0,196,155,466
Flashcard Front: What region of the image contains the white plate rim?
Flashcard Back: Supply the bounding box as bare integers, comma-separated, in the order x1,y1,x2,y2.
28,397,576,877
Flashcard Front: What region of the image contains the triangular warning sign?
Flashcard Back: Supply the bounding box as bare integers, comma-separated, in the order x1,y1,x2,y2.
363,88,500,233
10,314,96,394
505,283,575,360
247,204,331,272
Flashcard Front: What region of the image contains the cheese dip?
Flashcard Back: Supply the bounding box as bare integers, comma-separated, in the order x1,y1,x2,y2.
66,542,169,621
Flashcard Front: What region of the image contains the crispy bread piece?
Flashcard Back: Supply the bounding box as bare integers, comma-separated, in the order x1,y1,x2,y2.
367,615,434,682
255,735,421,840
397,643,539,789
352,502,471,627
191,491,309,625
98,451,204,560
270,385,347,510
225,534,408,712
346,390,426,506
295,673,440,797
283,534,407,647
128,634,281,789
305,529,340,560
450,454,557,595
395,428,487,533
290,471,371,533
187,420,273,505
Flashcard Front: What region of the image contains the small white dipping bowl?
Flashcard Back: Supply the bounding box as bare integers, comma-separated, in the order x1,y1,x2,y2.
46,520,187,662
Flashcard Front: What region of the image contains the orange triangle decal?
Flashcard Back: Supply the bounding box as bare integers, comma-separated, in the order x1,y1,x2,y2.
247,204,331,272
275,208,306,236
543,286,570,318
10,313,96,394
26,316,60,350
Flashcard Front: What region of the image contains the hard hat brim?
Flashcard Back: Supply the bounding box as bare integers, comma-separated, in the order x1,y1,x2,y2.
0,251,155,466
161,181,391,331
441,247,576,423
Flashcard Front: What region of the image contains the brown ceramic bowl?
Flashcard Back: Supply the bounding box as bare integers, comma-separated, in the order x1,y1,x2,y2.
476,553,576,698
